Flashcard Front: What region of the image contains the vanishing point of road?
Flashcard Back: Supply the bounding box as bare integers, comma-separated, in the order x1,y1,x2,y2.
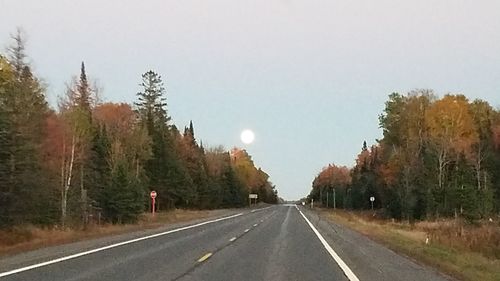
0,205,450,281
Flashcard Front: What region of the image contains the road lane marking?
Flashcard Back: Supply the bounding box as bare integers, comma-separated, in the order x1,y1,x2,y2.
260,220,263,222
253,223,258,227
250,206,272,213
197,253,213,263
229,237,237,242
296,207,360,281
244,228,250,233
0,212,244,278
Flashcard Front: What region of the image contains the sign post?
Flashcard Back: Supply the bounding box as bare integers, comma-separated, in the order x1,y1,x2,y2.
370,196,375,210
249,193,258,206
150,191,157,216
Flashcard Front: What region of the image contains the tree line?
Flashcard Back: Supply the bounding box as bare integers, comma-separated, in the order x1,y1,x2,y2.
309,90,500,221
0,31,277,227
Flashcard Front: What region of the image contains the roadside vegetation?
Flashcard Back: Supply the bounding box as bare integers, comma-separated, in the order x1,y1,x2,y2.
323,209,500,281
308,90,500,279
0,209,230,257
309,91,500,220
0,29,278,232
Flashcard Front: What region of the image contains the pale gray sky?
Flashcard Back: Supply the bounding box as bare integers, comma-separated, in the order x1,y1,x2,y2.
1,0,499,199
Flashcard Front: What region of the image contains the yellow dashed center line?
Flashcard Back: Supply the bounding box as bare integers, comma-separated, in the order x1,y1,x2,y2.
197,253,213,263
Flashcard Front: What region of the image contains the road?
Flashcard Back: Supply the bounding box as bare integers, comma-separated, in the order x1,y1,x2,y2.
0,205,450,281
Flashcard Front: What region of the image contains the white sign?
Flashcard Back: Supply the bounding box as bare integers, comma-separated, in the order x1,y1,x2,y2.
150,191,157,199
249,194,258,199
370,196,375,202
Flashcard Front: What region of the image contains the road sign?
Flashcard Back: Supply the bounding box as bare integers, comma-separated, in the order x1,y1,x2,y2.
150,191,157,216
248,193,258,207
370,196,375,202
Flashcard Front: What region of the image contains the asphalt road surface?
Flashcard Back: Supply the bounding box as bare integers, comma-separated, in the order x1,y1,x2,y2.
0,205,451,281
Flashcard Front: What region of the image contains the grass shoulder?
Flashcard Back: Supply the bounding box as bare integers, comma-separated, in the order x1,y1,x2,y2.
319,209,500,281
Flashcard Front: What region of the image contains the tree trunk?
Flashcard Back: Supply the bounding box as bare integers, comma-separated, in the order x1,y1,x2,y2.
61,139,66,193
80,164,88,227
61,190,67,226
61,135,76,227
438,153,444,190
438,149,448,214
60,138,66,226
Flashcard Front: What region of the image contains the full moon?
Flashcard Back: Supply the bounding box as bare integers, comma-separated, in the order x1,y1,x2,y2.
240,129,255,144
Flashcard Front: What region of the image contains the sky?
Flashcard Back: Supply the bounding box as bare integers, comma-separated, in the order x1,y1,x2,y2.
1,0,499,200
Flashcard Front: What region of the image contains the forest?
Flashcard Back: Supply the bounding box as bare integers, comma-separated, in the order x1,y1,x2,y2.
0,31,278,228
309,90,500,221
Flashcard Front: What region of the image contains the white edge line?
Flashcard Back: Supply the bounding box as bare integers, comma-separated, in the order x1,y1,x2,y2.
0,212,244,278
296,206,360,281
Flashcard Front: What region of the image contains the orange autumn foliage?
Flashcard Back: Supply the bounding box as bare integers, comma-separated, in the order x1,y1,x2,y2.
425,95,479,158
93,103,136,137
313,164,351,188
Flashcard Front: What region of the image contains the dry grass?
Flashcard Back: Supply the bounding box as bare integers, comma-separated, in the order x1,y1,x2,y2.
0,209,216,257
322,209,500,281
416,220,500,259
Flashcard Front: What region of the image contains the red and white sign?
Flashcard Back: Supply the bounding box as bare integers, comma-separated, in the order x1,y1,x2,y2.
151,191,157,216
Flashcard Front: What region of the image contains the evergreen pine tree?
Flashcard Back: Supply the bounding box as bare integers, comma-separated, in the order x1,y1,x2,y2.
2,32,54,225
135,71,193,209
0,106,14,226
102,161,144,223
75,62,92,116
88,125,112,211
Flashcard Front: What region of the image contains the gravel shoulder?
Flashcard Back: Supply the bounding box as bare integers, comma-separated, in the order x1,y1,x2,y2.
299,206,455,281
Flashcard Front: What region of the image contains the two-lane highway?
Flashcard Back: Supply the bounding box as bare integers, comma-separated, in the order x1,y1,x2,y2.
178,205,350,281
0,205,450,281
